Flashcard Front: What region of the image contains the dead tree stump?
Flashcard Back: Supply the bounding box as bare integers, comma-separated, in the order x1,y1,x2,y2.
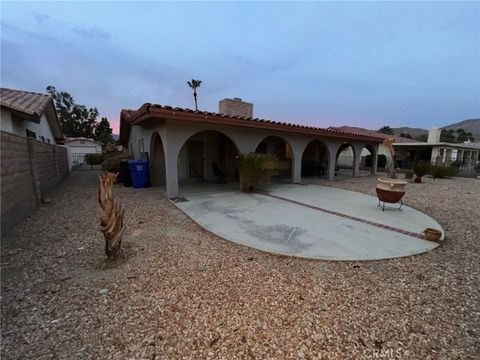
98,172,125,260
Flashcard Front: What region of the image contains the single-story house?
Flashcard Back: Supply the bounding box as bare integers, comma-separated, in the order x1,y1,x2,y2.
0,87,69,235
0,87,64,144
119,98,384,198
64,137,103,169
393,127,480,169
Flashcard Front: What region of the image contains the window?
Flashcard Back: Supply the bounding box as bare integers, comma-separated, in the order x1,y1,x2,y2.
26,129,36,139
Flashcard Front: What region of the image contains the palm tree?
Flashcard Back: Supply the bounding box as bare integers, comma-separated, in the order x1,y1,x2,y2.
187,79,202,110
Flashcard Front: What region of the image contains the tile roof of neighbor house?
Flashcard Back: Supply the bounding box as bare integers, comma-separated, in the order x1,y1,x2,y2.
328,126,421,143
0,87,64,141
0,87,52,118
119,103,386,143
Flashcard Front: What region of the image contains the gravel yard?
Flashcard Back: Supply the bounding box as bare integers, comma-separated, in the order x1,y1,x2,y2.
1,171,479,359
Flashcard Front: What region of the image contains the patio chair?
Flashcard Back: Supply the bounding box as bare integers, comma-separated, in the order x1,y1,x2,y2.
211,162,228,183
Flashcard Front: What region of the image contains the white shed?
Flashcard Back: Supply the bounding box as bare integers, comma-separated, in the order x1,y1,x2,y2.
64,137,103,169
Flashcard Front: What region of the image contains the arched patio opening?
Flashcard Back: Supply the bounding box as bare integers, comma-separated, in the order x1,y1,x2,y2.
301,140,329,183
177,130,239,190
150,132,166,186
360,144,376,176
335,143,355,177
255,136,293,182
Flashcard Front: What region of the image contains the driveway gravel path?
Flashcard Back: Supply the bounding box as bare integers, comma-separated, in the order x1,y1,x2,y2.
1,171,479,359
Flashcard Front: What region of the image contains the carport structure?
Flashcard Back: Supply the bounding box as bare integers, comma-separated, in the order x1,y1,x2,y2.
120,104,383,198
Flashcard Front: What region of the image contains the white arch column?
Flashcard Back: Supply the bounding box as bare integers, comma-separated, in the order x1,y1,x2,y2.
289,139,309,184
164,141,180,198
353,143,364,177
372,144,380,175
325,142,341,180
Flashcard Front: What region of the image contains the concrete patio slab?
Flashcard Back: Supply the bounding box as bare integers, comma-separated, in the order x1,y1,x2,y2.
174,184,442,261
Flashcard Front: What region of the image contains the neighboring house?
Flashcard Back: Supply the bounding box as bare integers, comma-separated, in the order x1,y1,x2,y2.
0,87,64,144
329,126,418,168
393,127,480,169
119,98,384,198
64,137,103,169
0,87,69,235
329,125,480,170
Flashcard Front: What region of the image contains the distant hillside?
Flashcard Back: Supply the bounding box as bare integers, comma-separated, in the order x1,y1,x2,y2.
441,119,480,140
392,118,480,141
392,127,427,138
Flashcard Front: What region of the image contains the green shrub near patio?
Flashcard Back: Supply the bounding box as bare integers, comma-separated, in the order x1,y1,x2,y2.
412,161,430,182
238,153,276,192
85,153,103,165
429,164,459,179
102,152,131,172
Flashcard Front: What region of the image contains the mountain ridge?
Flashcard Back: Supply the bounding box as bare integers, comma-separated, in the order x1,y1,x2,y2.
391,118,480,141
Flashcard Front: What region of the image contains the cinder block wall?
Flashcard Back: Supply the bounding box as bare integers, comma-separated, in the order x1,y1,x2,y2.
1,131,69,235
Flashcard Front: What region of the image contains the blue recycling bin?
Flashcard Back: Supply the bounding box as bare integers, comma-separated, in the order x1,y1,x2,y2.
128,160,150,188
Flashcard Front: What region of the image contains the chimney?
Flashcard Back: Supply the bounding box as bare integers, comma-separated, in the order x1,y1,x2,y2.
427,126,441,143
219,98,253,118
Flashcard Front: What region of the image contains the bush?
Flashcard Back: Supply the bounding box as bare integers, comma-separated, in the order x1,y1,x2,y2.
429,165,458,179
103,150,125,160
85,153,103,165
238,153,276,192
447,165,459,177
412,162,430,178
102,153,131,172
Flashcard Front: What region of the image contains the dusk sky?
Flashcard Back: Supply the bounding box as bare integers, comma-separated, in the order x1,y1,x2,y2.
1,1,479,134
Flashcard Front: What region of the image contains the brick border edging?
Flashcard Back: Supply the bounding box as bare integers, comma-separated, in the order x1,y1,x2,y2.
258,192,427,240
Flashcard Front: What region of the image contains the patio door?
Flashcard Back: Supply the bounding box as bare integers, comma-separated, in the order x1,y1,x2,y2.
188,140,204,178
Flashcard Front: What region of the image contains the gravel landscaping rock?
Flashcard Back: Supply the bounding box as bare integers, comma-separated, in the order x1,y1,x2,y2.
1,171,479,359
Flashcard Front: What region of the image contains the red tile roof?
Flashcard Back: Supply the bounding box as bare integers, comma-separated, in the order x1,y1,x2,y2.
0,87,64,141
120,103,386,143
0,87,51,118
328,126,421,143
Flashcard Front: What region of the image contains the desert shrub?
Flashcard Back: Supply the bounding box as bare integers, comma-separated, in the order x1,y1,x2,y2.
102,153,131,172
85,153,103,165
103,150,125,160
412,162,430,178
429,165,458,179
404,170,414,179
447,165,459,177
238,153,276,192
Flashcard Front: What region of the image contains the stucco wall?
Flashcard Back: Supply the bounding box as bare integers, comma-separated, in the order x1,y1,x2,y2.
127,119,380,197
1,110,57,144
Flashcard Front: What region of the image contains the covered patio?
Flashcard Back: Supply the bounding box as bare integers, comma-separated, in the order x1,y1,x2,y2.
120,104,383,198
